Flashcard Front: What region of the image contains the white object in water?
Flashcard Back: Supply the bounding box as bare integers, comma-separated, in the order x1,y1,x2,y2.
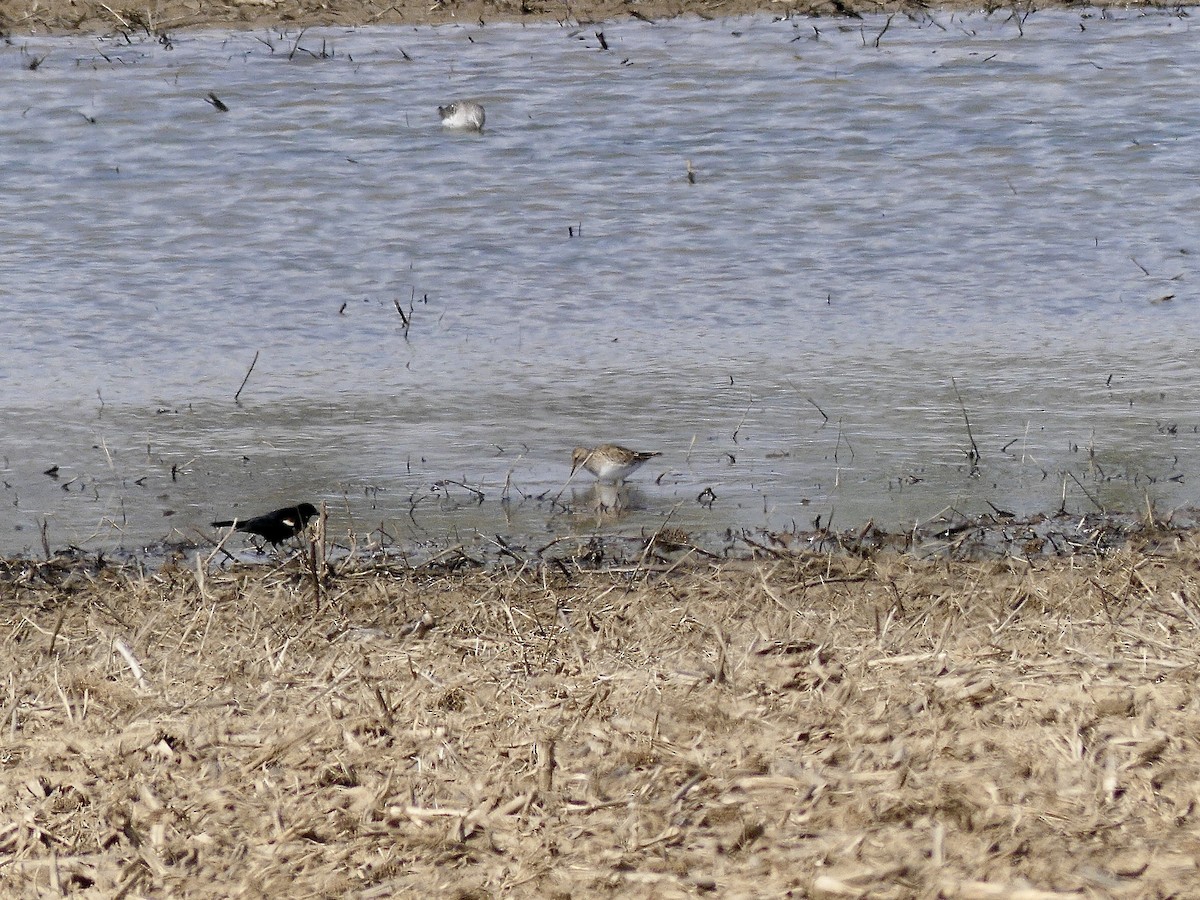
438,100,485,131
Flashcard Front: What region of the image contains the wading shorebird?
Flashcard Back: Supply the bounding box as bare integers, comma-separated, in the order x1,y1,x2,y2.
211,503,319,546
571,445,662,483
438,100,485,131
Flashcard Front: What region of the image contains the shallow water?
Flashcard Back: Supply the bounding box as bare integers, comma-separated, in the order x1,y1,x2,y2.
2,9,1199,555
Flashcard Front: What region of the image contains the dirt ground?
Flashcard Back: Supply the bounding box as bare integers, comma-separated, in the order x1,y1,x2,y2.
4,529,1200,897
0,0,1179,36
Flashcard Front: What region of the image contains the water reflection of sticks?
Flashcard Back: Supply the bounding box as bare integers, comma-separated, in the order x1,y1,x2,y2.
431,479,485,506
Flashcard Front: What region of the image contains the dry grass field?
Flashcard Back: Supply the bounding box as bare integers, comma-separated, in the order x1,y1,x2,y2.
3,529,1200,897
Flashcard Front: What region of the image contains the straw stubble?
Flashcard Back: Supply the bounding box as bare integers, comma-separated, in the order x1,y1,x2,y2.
2,542,1199,895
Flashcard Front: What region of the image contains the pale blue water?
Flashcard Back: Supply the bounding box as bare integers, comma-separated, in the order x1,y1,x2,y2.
2,8,1198,555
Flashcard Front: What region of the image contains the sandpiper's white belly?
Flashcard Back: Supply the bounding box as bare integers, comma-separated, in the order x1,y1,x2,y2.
589,458,641,481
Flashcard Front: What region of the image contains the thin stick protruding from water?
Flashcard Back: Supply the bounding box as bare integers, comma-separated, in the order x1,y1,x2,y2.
234,351,260,403
393,297,411,340
834,417,854,464
1068,471,1105,513
951,377,980,463
732,399,753,444
873,13,895,47
288,27,309,61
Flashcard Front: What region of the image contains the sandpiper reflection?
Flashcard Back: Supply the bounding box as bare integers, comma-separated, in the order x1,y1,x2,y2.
572,482,649,523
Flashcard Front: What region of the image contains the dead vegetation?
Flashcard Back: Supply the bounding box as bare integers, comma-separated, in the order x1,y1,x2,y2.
0,0,1189,37
4,536,1200,897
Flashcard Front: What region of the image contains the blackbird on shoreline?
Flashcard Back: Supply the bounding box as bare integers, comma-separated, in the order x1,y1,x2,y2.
211,503,319,546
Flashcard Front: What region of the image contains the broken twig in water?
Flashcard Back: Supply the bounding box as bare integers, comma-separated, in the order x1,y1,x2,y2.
393,296,412,340
834,418,855,464
732,399,753,444
234,351,259,403
287,27,309,61
951,377,980,464
1068,471,1105,513
873,13,895,47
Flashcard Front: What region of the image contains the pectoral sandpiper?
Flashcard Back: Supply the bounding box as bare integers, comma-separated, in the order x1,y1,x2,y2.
571,444,661,483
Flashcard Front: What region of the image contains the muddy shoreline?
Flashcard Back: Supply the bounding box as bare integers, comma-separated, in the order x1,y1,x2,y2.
0,0,1186,36
12,499,1200,572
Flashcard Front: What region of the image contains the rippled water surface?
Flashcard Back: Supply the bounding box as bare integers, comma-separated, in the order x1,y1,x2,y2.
3,9,1199,555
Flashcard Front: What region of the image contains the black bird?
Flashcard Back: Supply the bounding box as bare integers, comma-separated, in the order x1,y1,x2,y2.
211,503,319,546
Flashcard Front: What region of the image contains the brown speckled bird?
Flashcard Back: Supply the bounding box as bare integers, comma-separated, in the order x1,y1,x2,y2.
571,444,661,483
